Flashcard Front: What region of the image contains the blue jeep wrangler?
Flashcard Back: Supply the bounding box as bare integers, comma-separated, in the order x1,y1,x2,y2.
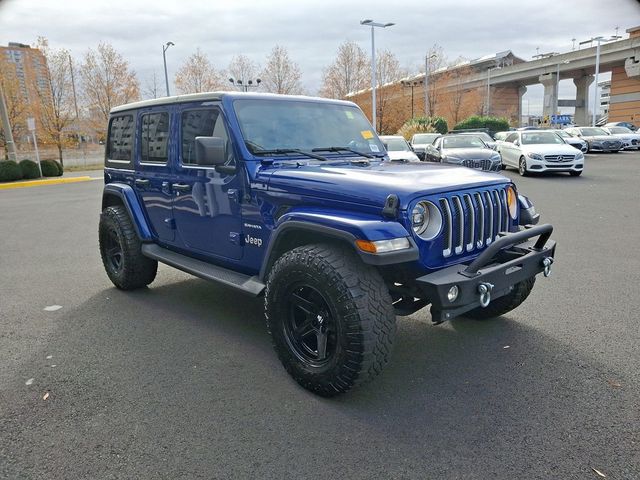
99,92,555,396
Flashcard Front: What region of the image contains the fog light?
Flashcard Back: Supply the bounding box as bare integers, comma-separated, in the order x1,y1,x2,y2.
447,285,459,302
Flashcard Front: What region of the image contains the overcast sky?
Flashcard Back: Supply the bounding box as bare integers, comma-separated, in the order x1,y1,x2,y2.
1,0,639,115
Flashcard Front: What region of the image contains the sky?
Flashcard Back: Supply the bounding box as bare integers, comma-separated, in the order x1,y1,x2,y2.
1,0,639,116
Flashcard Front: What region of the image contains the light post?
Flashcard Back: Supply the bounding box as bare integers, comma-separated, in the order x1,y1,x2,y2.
360,19,394,132
228,77,261,92
424,53,437,117
162,41,174,97
486,66,499,116
554,59,570,125
579,35,621,126
401,80,422,118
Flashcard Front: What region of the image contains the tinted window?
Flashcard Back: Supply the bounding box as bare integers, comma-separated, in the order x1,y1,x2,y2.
107,115,134,161
181,108,230,165
140,112,169,163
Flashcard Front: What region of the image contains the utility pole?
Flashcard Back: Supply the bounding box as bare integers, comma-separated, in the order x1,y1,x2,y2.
0,83,18,162
68,54,80,119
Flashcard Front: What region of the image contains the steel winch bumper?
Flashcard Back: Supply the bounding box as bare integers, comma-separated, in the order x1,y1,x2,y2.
416,224,556,324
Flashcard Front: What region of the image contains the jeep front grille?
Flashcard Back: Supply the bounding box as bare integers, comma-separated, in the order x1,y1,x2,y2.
440,188,509,258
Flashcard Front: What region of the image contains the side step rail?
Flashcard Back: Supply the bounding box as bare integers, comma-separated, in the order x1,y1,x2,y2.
141,244,265,296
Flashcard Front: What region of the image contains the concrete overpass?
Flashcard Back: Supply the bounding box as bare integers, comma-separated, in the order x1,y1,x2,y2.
347,27,640,130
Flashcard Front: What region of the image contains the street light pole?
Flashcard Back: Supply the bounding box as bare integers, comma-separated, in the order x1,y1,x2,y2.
555,60,570,126
360,19,394,133
162,41,174,97
424,53,437,117
579,35,621,126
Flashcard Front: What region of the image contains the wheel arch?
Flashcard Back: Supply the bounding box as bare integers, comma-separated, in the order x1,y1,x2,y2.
258,214,419,282
102,183,153,241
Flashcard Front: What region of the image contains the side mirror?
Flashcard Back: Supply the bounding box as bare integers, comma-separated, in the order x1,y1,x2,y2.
195,136,226,166
514,140,520,146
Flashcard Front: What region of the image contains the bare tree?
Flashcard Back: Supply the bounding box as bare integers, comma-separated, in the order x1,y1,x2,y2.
80,42,140,137
319,41,369,99
174,48,224,94
34,37,75,165
260,45,303,95
0,56,28,158
227,54,260,89
375,50,406,134
143,72,161,99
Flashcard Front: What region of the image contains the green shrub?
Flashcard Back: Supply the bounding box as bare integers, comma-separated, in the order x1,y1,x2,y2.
453,116,510,136
397,116,448,140
0,160,23,182
41,159,60,177
19,159,41,179
52,160,63,176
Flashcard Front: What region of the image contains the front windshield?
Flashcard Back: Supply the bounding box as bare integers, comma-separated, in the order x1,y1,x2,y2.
464,132,493,142
609,127,631,134
580,127,608,136
412,133,439,144
381,137,410,152
521,132,565,145
233,99,385,156
442,136,486,149
555,130,571,138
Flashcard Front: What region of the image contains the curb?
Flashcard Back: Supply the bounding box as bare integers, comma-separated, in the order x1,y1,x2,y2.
0,176,95,190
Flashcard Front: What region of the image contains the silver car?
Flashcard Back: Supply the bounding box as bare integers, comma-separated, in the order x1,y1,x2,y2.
498,130,585,177
410,133,441,160
564,127,623,152
602,126,640,150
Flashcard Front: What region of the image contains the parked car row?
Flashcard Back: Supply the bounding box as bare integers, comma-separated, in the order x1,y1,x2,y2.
378,122,634,179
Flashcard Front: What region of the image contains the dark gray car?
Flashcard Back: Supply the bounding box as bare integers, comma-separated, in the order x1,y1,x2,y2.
424,134,502,171
564,127,623,152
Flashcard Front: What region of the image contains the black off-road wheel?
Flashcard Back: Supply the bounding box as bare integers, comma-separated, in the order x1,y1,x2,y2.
464,277,536,320
265,244,396,397
99,205,157,290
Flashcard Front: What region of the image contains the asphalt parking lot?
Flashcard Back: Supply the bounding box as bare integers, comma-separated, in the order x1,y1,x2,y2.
1,151,639,479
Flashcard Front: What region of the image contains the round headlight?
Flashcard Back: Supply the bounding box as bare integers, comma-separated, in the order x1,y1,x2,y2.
411,201,442,240
506,186,518,219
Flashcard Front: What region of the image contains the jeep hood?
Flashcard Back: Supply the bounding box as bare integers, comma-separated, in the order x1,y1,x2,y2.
257,161,508,209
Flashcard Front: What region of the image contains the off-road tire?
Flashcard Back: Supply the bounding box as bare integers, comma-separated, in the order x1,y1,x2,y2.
464,277,536,320
569,170,582,177
265,243,396,397
99,205,157,290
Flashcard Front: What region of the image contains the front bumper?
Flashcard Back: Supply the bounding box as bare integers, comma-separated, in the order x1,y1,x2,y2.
416,224,556,323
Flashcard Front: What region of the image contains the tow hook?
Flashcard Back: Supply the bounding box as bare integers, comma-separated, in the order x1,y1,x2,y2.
542,257,553,277
477,282,494,308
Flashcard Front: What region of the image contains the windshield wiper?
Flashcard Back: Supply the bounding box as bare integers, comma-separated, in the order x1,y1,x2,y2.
252,148,328,161
312,146,374,158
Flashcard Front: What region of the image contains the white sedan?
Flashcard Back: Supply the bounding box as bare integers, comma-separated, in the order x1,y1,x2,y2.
498,131,585,177
379,135,421,162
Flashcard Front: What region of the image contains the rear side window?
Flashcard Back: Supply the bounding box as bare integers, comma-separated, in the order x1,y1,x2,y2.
181,109,219,165
107,114,134,162
140,112,169,163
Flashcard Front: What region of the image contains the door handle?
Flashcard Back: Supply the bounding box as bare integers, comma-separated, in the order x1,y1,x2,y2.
172,183,191,193
135,178,150,187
